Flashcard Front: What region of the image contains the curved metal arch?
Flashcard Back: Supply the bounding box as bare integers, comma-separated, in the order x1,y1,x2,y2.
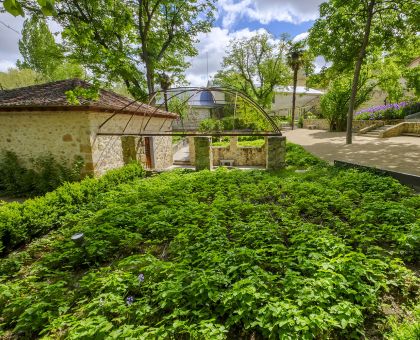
150,86,281,133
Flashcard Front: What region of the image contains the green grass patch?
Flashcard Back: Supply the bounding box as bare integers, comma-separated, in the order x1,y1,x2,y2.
212,138,266,147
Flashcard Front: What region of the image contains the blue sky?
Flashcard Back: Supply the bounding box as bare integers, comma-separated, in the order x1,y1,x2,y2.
186,0,325,85
229,19,315,39
0,0,326,86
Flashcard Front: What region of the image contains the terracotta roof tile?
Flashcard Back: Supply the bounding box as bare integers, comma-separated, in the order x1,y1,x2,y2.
0,79,177,118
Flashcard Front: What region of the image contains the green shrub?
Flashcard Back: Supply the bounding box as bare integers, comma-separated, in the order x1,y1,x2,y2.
212,138,266,148
221,116,257,130
298,115,304,128
199,117,258,132
0,151,84,197
199,118,224,132
320,72,374,131
0,162,146,254
286,143,325,168
237,138,265,147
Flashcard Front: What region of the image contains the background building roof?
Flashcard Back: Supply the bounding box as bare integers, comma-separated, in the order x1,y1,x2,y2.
275,86,324,95
0,79,177,118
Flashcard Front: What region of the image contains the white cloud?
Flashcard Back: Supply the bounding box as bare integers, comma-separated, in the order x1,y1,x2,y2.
219,0,323,28
0,60,16,72
0,12,23,68
185,27,271,86
314,56,331,73
185,29,331,86
292,32,309,43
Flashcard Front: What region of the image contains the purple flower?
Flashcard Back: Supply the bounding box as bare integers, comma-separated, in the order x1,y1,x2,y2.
126,296,134,305
138,273,145,283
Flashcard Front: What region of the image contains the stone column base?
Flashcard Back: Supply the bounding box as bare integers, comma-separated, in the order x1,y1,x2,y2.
194,137,212,170
266,136,286,170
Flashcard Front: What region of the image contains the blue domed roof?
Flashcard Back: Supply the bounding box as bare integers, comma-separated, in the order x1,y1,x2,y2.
161,88,219,107
197,91,215,105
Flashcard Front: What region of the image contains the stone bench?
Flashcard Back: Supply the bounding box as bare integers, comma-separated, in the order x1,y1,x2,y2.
307,125,317,130
220,159,234,167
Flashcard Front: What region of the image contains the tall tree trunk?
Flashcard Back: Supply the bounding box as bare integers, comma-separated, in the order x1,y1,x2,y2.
146,62,155,104
346,0,375,144
291,67,298,130
163,91,168,112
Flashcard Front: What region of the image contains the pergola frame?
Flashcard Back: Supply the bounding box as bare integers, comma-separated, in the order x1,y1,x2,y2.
97,131,283,137
97,86,282,136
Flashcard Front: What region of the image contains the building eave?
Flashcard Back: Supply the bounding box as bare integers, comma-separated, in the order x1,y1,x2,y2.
0,105,178,119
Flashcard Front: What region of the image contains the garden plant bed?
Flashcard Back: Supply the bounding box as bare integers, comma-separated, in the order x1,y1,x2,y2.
334,160,420,192
0,144,418,339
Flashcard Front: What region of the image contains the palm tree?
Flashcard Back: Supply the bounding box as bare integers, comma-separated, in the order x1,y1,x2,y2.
158,73,172,111
287,43,306,130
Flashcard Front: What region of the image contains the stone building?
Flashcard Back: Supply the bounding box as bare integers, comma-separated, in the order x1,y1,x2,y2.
270,86,324,117
0,79,177,176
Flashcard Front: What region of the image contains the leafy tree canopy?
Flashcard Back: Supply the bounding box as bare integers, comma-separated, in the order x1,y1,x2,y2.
18,0,216,101
320,69,376,131
308,0,419,143
0,68,44,90
214,33,291,109
3,0,55,16
309,0,418,70
16,15,84,81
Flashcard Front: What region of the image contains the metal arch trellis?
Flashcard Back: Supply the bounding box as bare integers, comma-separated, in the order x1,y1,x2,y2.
96,86,282,136
148,86,282,134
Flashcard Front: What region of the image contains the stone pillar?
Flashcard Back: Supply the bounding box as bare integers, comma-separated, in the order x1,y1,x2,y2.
229,136,238,150
194,137,212,171
121,136,137,164
266,136,286,170
188,137,196,165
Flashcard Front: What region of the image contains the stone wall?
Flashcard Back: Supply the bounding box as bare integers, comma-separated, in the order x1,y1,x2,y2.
405,122,420,134
302,119,330,130
212,137,266,166
88,113,174,175
381,122,420,138
189,136,286,169
302,119,404,132
0,111,93,173
0,110,175,177
153,136,173,170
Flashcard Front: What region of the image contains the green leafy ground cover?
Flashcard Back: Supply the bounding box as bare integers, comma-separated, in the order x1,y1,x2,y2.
0,144,419,339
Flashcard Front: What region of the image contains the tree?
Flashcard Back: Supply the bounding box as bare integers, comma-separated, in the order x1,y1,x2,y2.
377,35,420,100
17,16,83,81
214,33,291,109
309,0,418,144
19,0,216,101
0,68,45,90
287,41,313,130
320,70,376,131
3,0,55,16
